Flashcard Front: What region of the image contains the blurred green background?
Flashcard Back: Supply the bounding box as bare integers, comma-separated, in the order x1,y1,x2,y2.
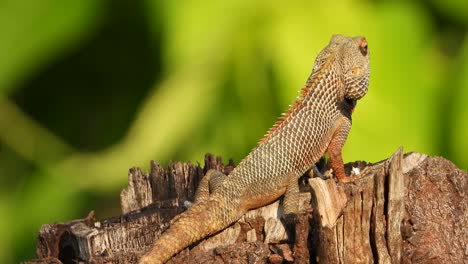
0,0,467,262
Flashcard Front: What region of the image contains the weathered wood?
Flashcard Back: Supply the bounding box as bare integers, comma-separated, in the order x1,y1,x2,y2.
372,159,392,264
307,148,466,264
121,167,153,214
386,148,404,263
28,154,230,264
308,148,404,263
402,153,467,264
308,177,347,228
25,151,467,264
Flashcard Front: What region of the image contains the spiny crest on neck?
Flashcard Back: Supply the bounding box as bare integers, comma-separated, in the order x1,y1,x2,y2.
258,55,336,145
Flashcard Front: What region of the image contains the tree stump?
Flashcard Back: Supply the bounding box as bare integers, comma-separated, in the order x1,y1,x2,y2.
24,149,467,264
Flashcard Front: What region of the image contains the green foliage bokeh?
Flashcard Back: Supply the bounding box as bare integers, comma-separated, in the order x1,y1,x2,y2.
0,0,466,262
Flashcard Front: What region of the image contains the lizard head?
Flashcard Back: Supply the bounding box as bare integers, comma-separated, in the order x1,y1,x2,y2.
313,34,370,100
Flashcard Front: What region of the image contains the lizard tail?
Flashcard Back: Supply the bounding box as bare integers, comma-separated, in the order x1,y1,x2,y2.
139,198,236,264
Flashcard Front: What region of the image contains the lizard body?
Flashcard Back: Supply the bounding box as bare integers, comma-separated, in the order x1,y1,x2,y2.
139,34,370,264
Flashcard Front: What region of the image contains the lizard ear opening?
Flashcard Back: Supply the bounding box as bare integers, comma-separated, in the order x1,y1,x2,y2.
359,38,368,56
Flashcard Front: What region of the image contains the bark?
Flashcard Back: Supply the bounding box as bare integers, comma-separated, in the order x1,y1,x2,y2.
24,149,467,264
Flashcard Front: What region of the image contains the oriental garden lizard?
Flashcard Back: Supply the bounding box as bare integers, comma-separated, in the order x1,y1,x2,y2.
140,34,370,264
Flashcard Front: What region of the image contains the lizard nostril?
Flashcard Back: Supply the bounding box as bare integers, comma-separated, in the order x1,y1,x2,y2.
359,37,368,56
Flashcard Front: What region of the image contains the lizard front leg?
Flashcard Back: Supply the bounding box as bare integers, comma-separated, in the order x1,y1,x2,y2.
327,115,353,183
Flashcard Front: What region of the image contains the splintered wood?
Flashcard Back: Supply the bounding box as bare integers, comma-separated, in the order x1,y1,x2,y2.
308,148,404,263
25,151,467,264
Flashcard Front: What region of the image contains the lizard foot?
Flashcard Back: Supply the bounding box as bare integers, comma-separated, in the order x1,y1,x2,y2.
337,166,371,183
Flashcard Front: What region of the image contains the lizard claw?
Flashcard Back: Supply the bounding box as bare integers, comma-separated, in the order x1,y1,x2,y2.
338,167,370,184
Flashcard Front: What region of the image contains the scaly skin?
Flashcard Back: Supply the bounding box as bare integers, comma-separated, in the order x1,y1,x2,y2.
139,34,370,264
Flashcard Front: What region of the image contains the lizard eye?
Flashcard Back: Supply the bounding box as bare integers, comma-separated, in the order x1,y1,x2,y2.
359,38,368,56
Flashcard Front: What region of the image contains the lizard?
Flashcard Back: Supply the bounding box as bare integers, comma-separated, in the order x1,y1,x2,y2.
139,34,370,264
